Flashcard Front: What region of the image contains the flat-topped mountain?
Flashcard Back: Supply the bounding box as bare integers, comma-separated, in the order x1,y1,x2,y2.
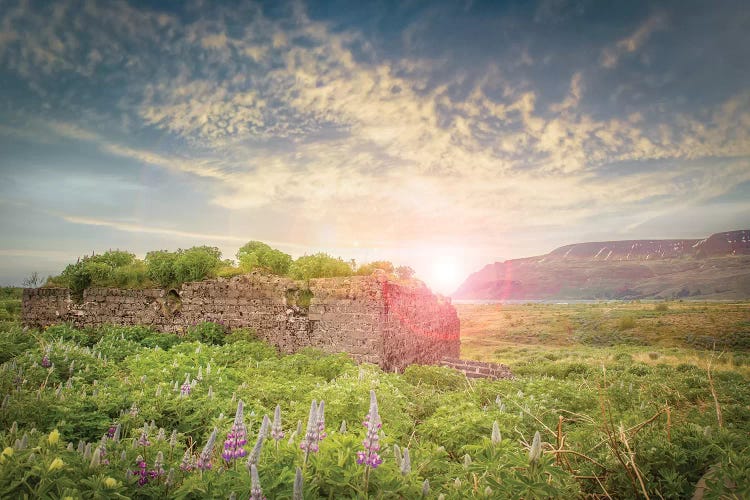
454,230,750,300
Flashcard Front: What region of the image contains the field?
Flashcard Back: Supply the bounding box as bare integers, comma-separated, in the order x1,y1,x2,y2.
458,301,750,376
0,295,748,498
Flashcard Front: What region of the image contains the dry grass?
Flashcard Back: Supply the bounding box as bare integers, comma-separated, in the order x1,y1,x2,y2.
456,301,750,375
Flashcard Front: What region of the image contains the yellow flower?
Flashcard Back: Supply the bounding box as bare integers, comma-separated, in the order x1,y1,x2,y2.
103,477,118,488
0,447,12,463
48,457,64,472
48,429,60,446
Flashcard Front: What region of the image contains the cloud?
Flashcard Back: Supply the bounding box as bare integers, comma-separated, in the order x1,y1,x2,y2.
601,13,667,68
1,0,748,260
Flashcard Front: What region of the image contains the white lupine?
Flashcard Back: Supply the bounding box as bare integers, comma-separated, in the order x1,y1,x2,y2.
529,431,542,463
293,466,304,500
491,421,502,445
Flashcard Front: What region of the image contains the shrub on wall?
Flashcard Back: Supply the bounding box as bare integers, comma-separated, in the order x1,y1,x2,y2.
288,253,354,280
236,241,293,275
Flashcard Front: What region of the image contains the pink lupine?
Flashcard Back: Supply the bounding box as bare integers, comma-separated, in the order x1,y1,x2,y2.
180,374,191,397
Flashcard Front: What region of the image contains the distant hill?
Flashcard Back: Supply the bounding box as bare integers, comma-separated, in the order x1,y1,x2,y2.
453,230,750,300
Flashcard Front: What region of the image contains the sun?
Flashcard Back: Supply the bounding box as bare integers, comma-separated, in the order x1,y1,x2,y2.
428,255,462,295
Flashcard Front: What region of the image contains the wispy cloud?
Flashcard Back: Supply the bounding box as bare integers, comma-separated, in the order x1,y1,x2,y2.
601,13,667,68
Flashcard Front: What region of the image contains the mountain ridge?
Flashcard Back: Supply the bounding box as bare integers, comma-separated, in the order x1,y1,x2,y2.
453,230,750,300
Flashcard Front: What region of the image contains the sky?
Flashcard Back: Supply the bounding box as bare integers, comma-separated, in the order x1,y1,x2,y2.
0,0,749,294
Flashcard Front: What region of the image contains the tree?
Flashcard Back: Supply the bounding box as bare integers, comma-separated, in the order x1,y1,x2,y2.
236,241,292,275
22,272,42,288
356,261,395,276
288,253,354,280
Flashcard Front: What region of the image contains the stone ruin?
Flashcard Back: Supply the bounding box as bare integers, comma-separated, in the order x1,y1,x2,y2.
22,272,512,378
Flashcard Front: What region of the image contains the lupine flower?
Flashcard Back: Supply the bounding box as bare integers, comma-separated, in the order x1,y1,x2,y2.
421,479,430,497
400,448,411,475
491,421,501,445
180,375,191,397
48,457,64,472
155,385,162,398
484,486,493,496
207,386,214,399
165,467,175,487
529,431,542,464
133,455,150,486
196,366,203,381
463,454,472,469
247,417,268,466
169,429,178,448
300,400,320,456
156,428,166,441
249,464,265,500
48,429,60,445
271,405,284,442
179,449,193,472
90,446,102,468
83,443,92,460
314,401,326,441
137,425,151,447
103,477,118,488
222,400,248,463
339,420,347,433
107,425,117,440
129,403,138,417
293,466,303,500
120,450,127,462
356,390,383,469
196,428,217,470
154,451,165,477
41,354,51,368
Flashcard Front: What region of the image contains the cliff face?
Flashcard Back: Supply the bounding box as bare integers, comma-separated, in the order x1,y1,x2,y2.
454,230,750,300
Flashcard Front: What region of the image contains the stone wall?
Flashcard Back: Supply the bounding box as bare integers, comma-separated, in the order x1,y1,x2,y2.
439,358,513,379
22,273,460,370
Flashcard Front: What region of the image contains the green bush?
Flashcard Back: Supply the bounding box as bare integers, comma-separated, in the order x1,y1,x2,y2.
236,241,292,275
186,321,226,345
288,253,354,280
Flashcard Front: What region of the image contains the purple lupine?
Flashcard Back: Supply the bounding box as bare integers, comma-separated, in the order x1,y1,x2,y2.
249,464,266,500
300,400,320,459
133,455,151,486
180,374,191,397
195,428,218,470
357,390,383,469
41,352,51,368
317,401,327,441
107,425,117,439
98,436,110,465
271,405,284,442
222,400,248,463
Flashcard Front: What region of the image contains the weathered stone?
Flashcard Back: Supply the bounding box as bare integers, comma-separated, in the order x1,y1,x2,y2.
22,273,461,371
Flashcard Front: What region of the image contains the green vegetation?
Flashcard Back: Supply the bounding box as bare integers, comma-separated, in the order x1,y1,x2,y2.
287,253,354,281
0,287,21,324
42,244,416,297
236,241,293,275
0,316,748,498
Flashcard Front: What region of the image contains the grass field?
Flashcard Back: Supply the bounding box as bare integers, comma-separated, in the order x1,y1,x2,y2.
457,301,750,376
